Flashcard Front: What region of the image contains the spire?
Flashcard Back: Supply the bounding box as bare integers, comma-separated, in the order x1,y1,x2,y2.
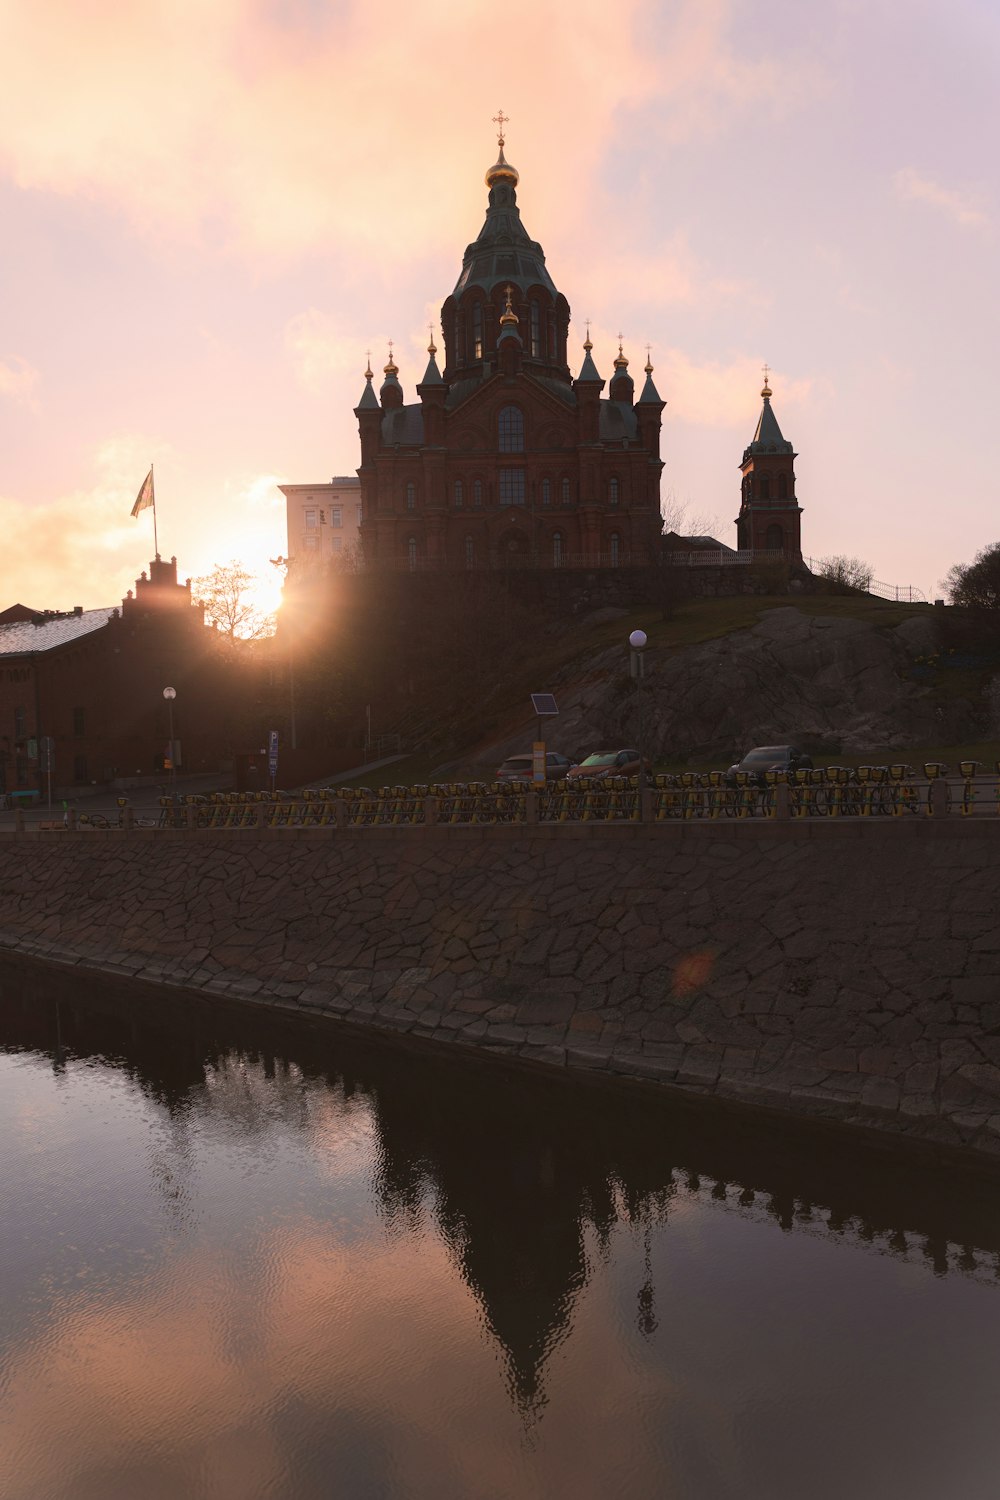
380,340,403,407
421,326,444,385
356,351,379,410
576,326,603,384
637,347,663,406
610,332,634,401
746,368,793,455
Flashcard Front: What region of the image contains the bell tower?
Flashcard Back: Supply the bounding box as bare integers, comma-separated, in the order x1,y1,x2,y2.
736,370,802,558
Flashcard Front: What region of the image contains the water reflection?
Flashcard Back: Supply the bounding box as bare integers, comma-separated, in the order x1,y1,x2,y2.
3,955,1000,1498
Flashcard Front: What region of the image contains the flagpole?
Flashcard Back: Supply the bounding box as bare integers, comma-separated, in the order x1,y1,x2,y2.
151,463,159,558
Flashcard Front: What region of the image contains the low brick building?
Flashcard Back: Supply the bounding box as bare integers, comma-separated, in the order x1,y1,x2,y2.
0,557,235,798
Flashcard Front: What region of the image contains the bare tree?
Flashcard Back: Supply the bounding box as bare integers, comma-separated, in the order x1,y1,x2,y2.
815,555,874,593
660,489,720,540
193,561,276,641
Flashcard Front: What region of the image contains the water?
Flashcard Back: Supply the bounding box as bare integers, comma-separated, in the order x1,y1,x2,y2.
3,957,1000,1500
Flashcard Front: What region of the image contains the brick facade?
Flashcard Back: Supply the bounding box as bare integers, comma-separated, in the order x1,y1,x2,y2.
355,137,666,573
0,558,235,797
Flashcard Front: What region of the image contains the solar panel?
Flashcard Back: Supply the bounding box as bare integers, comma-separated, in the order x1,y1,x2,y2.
530,693,558,717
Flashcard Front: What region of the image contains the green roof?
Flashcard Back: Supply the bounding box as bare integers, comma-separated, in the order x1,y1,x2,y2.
744,395,794,457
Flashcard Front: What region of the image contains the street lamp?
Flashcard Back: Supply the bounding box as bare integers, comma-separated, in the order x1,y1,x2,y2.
628,629,648,804
162,687,177,790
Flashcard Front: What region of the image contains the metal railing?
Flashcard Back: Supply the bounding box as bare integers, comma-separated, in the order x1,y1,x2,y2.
664,548,787,567
9,763,997,833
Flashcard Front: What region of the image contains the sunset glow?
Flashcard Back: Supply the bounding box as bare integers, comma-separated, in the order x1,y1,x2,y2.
1,0,996,611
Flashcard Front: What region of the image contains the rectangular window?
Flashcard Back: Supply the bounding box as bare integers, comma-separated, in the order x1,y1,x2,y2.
499,469,526,507
73,754,87,782
332,537,343,553
305,508,317,528
73,706,86,737
14,705,26,738
303,534,318,551
331,507,342,527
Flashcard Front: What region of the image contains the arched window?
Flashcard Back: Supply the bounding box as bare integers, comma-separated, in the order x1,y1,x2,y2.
745,476,753,501
760,475,771,501
530,301,541,358
610,532,621,567
407,536,418,571
464,534,475,569
548,312,557,358
609,477,620,505
778,473,788,500
454,480,463,508
454,312,462,361
765,523,784,552
473,479,483,507
553,531,563,568
561,477,571,504
498,405,524,452
405,482,415,510
472,303,483,360
541,478,551,506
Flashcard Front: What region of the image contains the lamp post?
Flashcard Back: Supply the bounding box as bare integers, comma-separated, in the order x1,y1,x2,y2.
628,629,648,805
162,687,177,791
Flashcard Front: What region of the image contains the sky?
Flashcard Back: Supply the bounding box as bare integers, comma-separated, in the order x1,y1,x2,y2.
0,0,997,617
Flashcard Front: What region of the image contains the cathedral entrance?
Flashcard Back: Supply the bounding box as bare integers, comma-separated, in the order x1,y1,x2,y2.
496,527,531,570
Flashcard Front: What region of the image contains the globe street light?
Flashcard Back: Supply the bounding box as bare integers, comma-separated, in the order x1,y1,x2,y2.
628,630,648,806
162,687,177,790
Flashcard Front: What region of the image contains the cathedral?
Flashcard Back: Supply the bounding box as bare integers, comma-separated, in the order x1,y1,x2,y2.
355,125,666,573
354,124,802,574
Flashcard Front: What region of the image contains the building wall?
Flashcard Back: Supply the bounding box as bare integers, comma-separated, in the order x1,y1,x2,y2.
279,478,362,566
0,559,235,795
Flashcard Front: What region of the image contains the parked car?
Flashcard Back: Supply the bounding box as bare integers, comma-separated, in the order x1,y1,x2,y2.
565,748,651,782
494,752,575,783
725,745,813,787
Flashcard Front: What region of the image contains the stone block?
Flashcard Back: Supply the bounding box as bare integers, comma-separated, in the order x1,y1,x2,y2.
677,1046,722,1086
516,995,577,1026
956,1063,1000,1100
861,1077,901,1111
487,1023,528,1044
817,1046,858,1072
858,1047,906,1077
566,1046,613,1070
899,1092,937,1118
611,1056,678,1081
641,1042,685,1068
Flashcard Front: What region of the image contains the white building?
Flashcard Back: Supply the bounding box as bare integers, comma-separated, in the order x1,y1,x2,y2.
279,476,361,565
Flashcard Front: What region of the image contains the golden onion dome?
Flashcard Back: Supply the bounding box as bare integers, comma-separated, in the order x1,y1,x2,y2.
485,137,519,189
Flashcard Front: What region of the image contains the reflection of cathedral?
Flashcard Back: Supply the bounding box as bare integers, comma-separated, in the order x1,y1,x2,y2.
6,964,998,1419
355,122,666,574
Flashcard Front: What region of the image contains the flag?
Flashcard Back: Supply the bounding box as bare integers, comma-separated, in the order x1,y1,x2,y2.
131,468,154,518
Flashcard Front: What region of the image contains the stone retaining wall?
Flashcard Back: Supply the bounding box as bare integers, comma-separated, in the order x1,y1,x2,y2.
2,821,999,1155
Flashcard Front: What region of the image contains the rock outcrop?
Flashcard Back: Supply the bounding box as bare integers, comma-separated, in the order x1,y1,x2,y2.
521,607,976,763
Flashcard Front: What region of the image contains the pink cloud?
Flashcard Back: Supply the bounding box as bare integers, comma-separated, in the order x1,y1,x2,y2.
893,167,989,229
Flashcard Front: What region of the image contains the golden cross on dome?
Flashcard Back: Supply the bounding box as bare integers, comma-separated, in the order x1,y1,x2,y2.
365,349,372,375
428,322,436,352
762,362,770,384
617,331,624,355
388,338,394,361
492,109,509,143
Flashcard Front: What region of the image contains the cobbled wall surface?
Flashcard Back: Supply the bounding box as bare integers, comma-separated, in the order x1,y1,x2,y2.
2,820,1000,1155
